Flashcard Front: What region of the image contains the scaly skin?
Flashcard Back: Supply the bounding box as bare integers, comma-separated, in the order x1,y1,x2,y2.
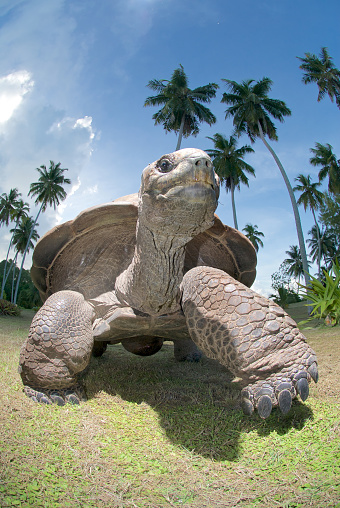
19,291,94,405
181,266,318,418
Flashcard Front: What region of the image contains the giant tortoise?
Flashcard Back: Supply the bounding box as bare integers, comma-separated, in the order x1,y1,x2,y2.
19,148,318,418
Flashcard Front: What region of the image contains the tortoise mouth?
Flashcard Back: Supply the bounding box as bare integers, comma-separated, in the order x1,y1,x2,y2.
157,181,217,202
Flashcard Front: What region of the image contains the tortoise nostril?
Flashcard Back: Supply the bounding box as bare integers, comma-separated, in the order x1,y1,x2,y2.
205,161,208,167
195,160,199,166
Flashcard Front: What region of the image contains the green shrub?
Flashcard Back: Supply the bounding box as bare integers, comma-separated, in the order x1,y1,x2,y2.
269,287,301,308
300,260,340,326
0,299,21,316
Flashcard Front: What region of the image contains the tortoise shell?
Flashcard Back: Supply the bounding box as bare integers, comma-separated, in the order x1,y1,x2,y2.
31,194,257,302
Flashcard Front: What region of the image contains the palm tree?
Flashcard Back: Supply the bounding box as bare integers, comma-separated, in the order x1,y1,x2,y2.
144,65,218,150
205,133,255,230
10,216,39,302
13,161,71,304
0,188,21,227
221,77,310,287
297,47,340,108
293,174,324,275
307,226,337,271
284,245,306,288
1,199,30,299
242,223,264,252
309,142,340,194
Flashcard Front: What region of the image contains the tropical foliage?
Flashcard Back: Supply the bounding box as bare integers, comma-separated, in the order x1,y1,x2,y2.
309,142,340,194
300,260,340,326
144,65,218,150
13,161,70,304
293,174,324,273
205,133,255,229
297,47,340,108
242,223,264,252
307,226,338,271
0,197,30,299
221,77,311,286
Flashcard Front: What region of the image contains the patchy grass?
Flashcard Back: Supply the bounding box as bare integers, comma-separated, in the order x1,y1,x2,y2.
0,309,339,507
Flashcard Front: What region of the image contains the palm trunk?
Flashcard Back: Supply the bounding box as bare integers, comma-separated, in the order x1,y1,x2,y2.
176,114,185,151
230,180,239,230
13,203,43,305
11,252,19,303
0,224,17,299
311,207,321,276
257,122,310,288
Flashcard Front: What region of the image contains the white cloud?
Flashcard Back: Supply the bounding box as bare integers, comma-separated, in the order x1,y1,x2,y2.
0,70,34,124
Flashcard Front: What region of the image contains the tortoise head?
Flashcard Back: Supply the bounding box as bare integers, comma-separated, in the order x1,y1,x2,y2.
139,148,220,236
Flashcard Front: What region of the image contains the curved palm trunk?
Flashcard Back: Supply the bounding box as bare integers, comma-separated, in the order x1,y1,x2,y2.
257,123,310,287
176,114,185,151
11,252,19,303
311,207,322,276
230,180,239,230
1,220,20,299
13,203,43,305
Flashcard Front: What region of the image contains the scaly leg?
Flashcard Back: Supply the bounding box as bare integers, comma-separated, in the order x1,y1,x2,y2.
19,290,95,405
181,267,318,418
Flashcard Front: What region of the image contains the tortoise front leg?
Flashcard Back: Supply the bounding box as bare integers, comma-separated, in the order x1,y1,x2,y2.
19,290,95,405
181,267,318,418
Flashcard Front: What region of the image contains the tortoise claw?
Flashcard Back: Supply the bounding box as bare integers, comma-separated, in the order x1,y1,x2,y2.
308,362,319,383
257,395,272,419
296,377,309,401
24,385,86,405
278,389,292,414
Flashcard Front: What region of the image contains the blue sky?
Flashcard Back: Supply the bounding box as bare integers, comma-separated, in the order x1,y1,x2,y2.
0,0,339,296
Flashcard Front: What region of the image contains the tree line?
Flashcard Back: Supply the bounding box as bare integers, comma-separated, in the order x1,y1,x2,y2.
0,162,71,305
144,47,340,289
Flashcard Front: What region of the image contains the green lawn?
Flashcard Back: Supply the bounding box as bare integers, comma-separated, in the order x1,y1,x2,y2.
0,309,339,507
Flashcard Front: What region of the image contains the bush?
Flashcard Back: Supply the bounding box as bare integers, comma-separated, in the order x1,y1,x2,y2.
0,299,21,316
269,287,301,308
300,260,340,326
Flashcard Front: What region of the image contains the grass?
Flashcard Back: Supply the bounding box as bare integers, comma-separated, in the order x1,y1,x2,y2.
0,307,339,507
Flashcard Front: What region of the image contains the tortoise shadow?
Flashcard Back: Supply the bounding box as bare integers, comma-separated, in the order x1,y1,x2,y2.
82,343,314,461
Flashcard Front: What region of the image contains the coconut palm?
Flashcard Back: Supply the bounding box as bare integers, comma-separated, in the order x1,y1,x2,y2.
0,188,21,227
13,161,71,304
242,223,264,252
297,47,340,108
205,133,255,229
293,174,324,275
1,199,30,299
10,216,39,302
144,65,218,150
221,77,310,286
307,226,338,271
284,245,307,288
309,142,340,194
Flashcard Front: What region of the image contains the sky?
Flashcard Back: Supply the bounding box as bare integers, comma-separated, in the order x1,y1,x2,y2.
0,0,339,297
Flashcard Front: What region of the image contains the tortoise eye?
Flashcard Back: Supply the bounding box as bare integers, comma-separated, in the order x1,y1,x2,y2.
158,159,173,173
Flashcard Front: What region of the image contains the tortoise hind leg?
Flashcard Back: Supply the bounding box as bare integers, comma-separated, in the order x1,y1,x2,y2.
181,266,318,418
19,290,95,405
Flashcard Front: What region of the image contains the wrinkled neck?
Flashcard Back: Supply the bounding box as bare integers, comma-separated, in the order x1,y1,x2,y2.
115,219,190,315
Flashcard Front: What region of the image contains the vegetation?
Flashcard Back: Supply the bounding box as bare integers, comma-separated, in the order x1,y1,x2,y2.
0,260,40,309
297,46,340,109
221,77,311,287
13,161,70,304
205,133,255,230
242,224,264,252
144,65,218,150
0,310,339,507
309,142,340,194
300,260,340,326
293,174,324,274
0,299,21,316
